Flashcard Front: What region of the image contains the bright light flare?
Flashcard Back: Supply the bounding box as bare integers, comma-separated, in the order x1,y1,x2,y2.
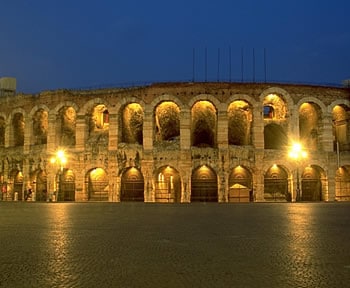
289,142,307,160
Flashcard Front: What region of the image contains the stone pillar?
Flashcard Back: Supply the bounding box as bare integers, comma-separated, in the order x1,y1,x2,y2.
22,159,31,201
75,168,86,201
23,115,31,154
217,107,228,149
75,114,86,151
320,113,334,153
141,164,154,202
254,151,265,201
252,105,264,149
327,162,336,201
180,108,191,150
143,108,153,151
47,113,57,152
108,113,118,150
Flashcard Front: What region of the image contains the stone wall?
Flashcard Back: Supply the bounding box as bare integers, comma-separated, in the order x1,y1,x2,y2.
0,82,349,202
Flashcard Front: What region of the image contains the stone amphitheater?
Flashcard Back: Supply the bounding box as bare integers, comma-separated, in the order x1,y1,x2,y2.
0,77,349,203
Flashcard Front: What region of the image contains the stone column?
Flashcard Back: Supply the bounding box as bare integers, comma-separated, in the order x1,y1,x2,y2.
327,161,337,201
47,113,57,152
252,104,264,149
108,113,118,150
180,108,191,150
23,115,31,154
75,114,86,151
143,108,153,151
217,106,228,149
320,113,334,153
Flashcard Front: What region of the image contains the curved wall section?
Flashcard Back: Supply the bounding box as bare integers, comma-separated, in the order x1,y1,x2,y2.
0,82,349,203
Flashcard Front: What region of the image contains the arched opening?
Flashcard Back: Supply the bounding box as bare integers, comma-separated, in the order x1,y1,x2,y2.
120,103,144,145
34,170,47,201
264,165,290,201
191,101,217,148
87,168,108,201
154,101,180,145
88,104,109,144
263,93,287,120
11,170,23,201
58,106,76,147
191,165,218,202
335,165,350,201
332,105,350,152
154,166,181,203
33,109,48,145
299,103,321,151
228,166,253,202
301,165,323,201
121,167,144,201
12,113,24,147
264,123,288,149
58,169,75,201
228,100,252,146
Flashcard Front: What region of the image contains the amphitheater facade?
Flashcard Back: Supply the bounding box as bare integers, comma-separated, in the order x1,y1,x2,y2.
0,79,350,203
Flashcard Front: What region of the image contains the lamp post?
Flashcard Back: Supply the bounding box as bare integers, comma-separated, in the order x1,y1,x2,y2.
50,150,67,201
289,142,307,202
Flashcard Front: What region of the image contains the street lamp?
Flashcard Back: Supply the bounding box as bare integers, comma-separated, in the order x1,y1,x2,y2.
50,150,67,201
289,142,307,202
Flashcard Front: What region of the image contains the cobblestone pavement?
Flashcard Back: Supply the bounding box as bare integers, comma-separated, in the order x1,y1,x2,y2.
0,202,350,288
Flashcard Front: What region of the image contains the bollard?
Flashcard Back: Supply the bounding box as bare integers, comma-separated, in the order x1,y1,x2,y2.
14,192,18,201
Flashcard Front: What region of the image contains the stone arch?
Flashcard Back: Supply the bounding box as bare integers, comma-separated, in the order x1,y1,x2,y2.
259,87,294,109
264,165,290,201
154,165,182,203
227,100,253,146
264,123,288,149
300,165,325,201
30,107,49,145
262,93,289,120
299,102,323,151
120,167,144,201
119,102,144,145
150,94,185,110
81,99,110,145
58,106,77,147
57,169,76,201
228,165,253,202
30,169,47,201
297,97,327,113
9,109,26,147
335,165,350,201
332,104,350,151
79,98,112,115
9,169,23,201
191,165,218,202
188,94,221,110
191,100,217,147
154,101,180,144
86,167,109,201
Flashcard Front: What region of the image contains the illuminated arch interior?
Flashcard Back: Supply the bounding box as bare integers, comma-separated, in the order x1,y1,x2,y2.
299,103,321,151
121,103,143,144
227,100,252,145
191,101,217,147
154,101,180,143
33,109,48,145
191,165,218,202
58,106,76,146
263,94,286,120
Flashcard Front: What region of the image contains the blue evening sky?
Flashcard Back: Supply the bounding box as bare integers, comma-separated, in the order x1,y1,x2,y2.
0,0,349,93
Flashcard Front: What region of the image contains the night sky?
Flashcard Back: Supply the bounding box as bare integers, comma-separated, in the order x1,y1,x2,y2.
0,0,349,93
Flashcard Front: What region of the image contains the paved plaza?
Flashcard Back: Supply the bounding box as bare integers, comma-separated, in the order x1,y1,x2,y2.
0,202,350,288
